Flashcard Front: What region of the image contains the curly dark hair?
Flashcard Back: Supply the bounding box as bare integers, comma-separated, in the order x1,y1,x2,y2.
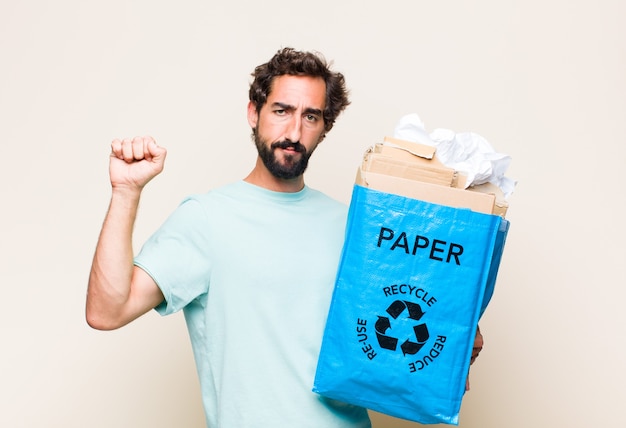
249,47,350,133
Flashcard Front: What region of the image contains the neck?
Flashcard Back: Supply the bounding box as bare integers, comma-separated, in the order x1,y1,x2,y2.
244,157,305,193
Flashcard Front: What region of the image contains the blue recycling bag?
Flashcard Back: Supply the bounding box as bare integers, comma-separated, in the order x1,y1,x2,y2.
313,185,508,425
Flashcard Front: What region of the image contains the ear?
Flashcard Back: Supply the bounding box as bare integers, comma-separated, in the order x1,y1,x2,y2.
247,101,259,129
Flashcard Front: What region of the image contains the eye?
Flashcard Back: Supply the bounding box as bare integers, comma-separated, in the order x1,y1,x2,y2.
305,114,319,122
274,109,286,116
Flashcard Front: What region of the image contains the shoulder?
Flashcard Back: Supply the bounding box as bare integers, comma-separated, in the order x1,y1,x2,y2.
302,187,349,229
180,181,246,207
305,187,348,212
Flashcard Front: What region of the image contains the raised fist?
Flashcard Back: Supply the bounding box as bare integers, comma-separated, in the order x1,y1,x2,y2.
109,136,167,190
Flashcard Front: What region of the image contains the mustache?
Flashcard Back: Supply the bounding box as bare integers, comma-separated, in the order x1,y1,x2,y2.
271,140,306,153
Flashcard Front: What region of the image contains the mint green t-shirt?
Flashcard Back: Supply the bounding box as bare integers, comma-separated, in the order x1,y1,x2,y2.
135,181,370,428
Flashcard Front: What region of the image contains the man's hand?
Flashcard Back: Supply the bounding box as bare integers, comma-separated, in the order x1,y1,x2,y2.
470,325,484,364
109,136,167,191
466,326,484,391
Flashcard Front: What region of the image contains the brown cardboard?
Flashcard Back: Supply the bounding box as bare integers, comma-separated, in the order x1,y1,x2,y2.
363,152,458,187
358,137,508,217
375,139,467,189
382,136,436,159
467,182,509,217
355,167,496,215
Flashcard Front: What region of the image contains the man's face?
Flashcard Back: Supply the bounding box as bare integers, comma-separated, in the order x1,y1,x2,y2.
248,75,326,180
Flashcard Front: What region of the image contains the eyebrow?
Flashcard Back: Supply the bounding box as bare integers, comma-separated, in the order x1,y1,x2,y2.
272,102,323,117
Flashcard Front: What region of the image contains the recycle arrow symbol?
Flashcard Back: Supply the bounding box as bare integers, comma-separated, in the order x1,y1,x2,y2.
375,316,398,351
400,323,430,356
386,300,426,320
374,300,430,355
403,301,426,320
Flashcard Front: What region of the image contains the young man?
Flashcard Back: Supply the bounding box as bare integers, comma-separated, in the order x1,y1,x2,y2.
87,48,370,427
87,48,482,427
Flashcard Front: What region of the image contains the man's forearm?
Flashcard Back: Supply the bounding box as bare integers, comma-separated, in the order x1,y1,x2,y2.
86,188,141,330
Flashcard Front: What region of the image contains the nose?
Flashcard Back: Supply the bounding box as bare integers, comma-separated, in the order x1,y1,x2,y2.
285,114,302,143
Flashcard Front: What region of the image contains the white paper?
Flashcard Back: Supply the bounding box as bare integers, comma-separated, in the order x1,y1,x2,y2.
392,114,516,198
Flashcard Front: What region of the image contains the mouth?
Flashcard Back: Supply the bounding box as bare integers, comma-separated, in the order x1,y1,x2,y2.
272,141,305,154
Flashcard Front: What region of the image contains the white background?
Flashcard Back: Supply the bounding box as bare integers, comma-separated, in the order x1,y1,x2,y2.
1,1,624,427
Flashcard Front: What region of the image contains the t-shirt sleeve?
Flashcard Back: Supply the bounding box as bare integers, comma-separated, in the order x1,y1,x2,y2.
134,197,211,316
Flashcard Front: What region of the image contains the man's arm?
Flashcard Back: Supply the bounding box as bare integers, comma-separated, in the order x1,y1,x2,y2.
86,136,167,330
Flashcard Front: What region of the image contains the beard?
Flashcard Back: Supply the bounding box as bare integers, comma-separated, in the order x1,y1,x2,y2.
254,131,313,179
